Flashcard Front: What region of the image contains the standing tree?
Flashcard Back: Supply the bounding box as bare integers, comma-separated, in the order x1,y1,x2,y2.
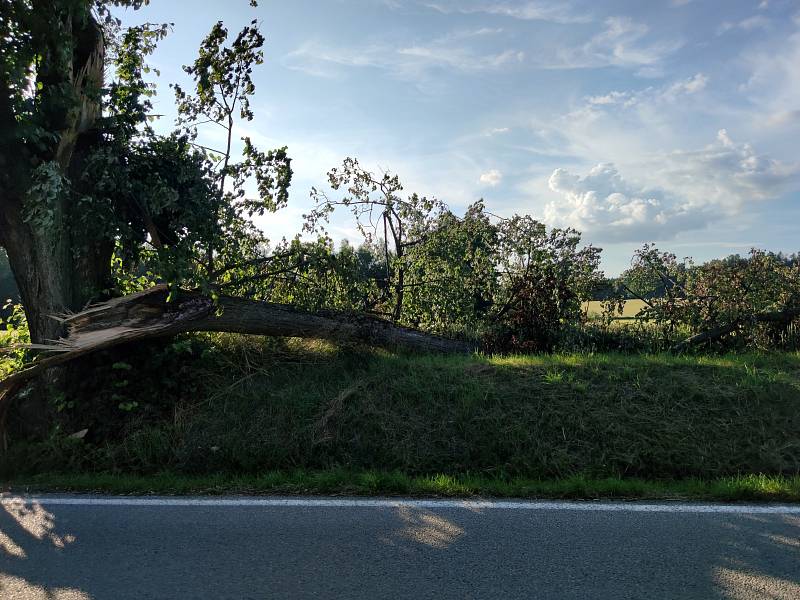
0,0,297,347
1,0,116,344
0,1,469,426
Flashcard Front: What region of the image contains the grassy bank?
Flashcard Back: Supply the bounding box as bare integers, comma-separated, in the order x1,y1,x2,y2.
2,336,799,493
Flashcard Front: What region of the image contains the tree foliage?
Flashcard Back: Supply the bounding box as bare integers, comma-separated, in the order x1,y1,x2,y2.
606,245,800,350
301,160,603,349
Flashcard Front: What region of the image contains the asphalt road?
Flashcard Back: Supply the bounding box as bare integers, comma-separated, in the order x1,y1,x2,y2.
1,496,799,599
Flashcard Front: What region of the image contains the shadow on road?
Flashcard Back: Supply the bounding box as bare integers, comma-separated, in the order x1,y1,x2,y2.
711,513,800,599
0,497,86,599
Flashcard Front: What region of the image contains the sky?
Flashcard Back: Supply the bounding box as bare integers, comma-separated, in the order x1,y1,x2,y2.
119,0,800,276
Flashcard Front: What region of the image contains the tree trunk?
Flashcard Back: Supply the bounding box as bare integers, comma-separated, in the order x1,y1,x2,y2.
1,4,106,332
0,6,108,434
0,207,72,434
2,199,72,344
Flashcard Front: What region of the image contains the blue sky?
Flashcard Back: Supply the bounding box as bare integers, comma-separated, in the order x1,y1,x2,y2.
120,0,800,275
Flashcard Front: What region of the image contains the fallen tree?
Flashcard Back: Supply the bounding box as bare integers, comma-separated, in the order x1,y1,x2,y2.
0,285,474,402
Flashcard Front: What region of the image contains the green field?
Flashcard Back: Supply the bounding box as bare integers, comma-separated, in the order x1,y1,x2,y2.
584,299,648,319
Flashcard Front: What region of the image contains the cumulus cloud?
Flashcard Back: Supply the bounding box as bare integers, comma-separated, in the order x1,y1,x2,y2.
545,164,707,242
544,131,799,242
479,169,503,186
655,129,799,206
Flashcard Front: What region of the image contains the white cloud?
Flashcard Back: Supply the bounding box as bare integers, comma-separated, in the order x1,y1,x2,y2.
479,169,503,186
423,1,591,24
667,72,708,95
536,16,684,71
529,73,712,165
583,17,683,68
284,30,524,80
543,131,799,242
717,15,770,35
486,127,511,136
283,42,383,78
447,27,506,39
765,110,800,127
397,46,524,71
584,73,707,107
286,14,681,82
654,129,799,206
545,163,708,242
586,91,629,105
740,29,800,131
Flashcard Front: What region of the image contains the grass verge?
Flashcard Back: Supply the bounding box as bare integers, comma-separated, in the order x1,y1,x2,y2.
3,336,799,486
6,471,800,503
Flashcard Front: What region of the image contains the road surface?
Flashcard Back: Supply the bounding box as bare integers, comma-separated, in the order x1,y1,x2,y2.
1,495,799,599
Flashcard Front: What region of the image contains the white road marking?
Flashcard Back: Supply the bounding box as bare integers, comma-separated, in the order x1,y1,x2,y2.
2,496,799,513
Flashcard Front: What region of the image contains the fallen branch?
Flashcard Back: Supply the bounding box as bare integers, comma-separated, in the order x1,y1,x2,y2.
672,307,800,352
671,322,742,353
0,285,475,396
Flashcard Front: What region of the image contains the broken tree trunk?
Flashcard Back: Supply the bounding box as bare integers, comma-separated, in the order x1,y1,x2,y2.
671,307,800,353
0,285,474,398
